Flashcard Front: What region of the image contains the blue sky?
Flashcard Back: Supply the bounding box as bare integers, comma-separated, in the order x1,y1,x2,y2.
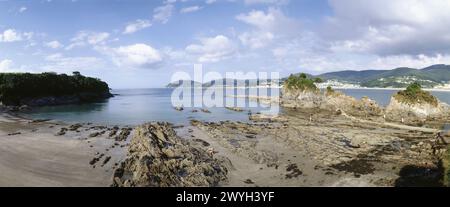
1,0,450,88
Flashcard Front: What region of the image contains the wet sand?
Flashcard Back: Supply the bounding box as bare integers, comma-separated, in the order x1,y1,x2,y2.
0,112,127,187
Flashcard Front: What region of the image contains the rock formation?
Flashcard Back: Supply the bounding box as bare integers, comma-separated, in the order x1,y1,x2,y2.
281,87,383,117
112,122,228,187
386,83,449,120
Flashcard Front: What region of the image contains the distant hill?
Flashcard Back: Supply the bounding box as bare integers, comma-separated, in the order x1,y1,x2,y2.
314,64,450,88
166,80,202,88
167,64,450,89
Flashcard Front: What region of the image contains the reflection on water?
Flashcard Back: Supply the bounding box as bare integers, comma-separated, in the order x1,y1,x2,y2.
23,88,450,125
24,88,279,125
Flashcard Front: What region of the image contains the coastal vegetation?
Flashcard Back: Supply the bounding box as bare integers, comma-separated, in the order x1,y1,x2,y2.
0,71,111,106
393,82,438,106
284,73,320,92
325,86,337,96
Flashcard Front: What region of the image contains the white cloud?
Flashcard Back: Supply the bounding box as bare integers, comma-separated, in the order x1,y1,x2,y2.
186,35,237,63
180,6,202,13
123,19,152,34
368,54,450,70
236,10,276,30
244,0,289,5
19,7,27,13
236,8,298,49
153,4,174,24
0,29,23,42
104,44,163,69
205,0,216,4
325,0,450,56
239,31,274,49
66,31,110,50
0,59,14,72
42,53,105,73
45,40,63,49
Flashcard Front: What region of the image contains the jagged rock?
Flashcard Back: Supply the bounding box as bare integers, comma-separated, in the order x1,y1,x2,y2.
201,109,211,113
281,90,324,109
89,132,102,138
281,89,383,117
386,96,449,120
115,127,132,141
109,126,119,137
7,132,21,136
112,122,228,187
69,123,83,131
56,128,68,136
226,107,244,112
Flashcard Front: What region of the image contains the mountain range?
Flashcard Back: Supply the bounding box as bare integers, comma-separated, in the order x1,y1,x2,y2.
314,64,450,88
167,64,450,88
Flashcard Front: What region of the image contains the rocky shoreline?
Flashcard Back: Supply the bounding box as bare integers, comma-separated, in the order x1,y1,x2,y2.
1,86,449,187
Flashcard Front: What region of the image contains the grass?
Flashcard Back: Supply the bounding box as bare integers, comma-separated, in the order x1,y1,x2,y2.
393,82,438,106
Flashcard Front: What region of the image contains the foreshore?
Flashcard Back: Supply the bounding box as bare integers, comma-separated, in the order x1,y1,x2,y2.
1,104,448,186
0,110,128,187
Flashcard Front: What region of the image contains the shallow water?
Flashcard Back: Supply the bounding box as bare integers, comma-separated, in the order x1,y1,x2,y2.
23,88,450,125
23,88,279,125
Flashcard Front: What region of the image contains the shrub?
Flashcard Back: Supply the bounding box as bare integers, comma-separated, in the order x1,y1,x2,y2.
284,73,318,92
393,82,438,106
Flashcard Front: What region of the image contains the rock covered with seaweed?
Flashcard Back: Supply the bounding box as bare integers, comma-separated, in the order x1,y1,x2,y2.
112,122,228,187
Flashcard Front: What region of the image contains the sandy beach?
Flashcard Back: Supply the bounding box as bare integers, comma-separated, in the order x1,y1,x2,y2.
0,112,128,187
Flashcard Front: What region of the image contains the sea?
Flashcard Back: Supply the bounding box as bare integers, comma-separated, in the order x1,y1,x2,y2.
22,88,450,126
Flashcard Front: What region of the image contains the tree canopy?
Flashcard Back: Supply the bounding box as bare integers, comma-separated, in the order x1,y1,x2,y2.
284,73,319,92
0,72,111,105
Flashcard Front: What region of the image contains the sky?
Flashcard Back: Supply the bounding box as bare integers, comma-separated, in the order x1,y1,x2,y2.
1,0,450,88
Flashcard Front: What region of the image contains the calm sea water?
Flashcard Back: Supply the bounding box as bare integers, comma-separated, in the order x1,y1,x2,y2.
23,88,450,125
23,88,278,125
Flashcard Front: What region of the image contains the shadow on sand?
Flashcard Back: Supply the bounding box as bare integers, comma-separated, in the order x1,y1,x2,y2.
394,161,444,187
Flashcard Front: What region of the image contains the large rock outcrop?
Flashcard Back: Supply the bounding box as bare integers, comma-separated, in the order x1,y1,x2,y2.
386,84,449,120
386,96,449,120
281,88,383,117
281,89,325,109
112,122,228,187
